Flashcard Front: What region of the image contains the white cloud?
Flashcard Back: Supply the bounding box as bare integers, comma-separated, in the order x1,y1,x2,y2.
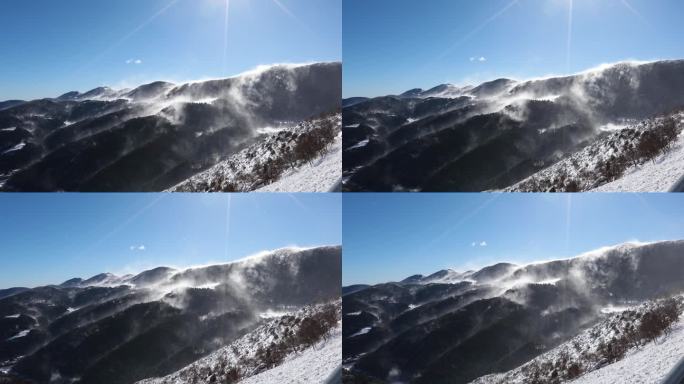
471,241,488,247
480,241,488,247
479,56,487,62
126,59,143,65
130,245,146,251
469,56,487,63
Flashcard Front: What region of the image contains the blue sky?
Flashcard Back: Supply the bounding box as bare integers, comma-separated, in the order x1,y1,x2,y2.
0,193,341,288
343,0,684,97
0,0,341,100
343,193,684,285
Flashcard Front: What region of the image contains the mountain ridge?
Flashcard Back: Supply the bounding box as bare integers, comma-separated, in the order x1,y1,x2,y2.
343,239,684,384
0,245,341,384
0,62,341,192
343,59,684,192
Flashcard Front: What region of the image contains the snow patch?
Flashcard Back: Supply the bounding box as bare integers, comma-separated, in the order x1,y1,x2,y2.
2,142,26,154
600,305,632,314
599,123,628,132
347,139,369,150
259,309,291,319
349,327,371,338
7,330,30,340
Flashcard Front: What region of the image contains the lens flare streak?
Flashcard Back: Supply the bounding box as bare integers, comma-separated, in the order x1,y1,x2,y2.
566,0,573,72
223,0,231,74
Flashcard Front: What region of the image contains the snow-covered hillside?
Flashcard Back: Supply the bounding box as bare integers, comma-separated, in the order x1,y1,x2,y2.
171,113,341,192
138,301,341,384
239,327,341,384
472,297,684,384
570,320,684,383
256,131,341,192
507,114,684,192
593,132,684,192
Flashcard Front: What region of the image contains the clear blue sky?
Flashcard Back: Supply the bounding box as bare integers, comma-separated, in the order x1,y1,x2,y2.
343,193,684,286
0,193,341,288
343,0,684,97
0,0,341,100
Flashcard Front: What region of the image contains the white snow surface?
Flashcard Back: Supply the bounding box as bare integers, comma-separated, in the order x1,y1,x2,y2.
593,133,684,192
571,319,684,384
257,132,341,192
239,326,341,384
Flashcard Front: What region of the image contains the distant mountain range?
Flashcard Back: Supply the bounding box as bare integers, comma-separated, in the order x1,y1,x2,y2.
342,240,684,384
0,246,341,384
0,62,341,191
343,60,684,192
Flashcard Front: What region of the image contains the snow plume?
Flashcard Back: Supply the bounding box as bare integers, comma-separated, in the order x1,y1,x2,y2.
227,63,308,112
462,241,663,308
152,246,339,311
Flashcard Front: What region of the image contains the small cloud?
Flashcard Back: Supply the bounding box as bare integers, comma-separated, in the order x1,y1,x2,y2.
126,59,143,65
471,241,488,247
471,242,477,247
130,245,146,251
470,56,487,63
480,241,487,247
478,56,487,62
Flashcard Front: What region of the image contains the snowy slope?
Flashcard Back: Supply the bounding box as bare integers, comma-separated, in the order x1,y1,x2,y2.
239,327,341,384
171,114,341,192
570,320,684,384
507,114,684,192
593,132,684,192
472,297,684,384
256,132,341,192
138,301,341,384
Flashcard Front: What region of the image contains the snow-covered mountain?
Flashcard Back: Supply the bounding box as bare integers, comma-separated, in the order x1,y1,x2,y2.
343,60,684,192
342,240,684,384
0,62,341,191
0,246,341,384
